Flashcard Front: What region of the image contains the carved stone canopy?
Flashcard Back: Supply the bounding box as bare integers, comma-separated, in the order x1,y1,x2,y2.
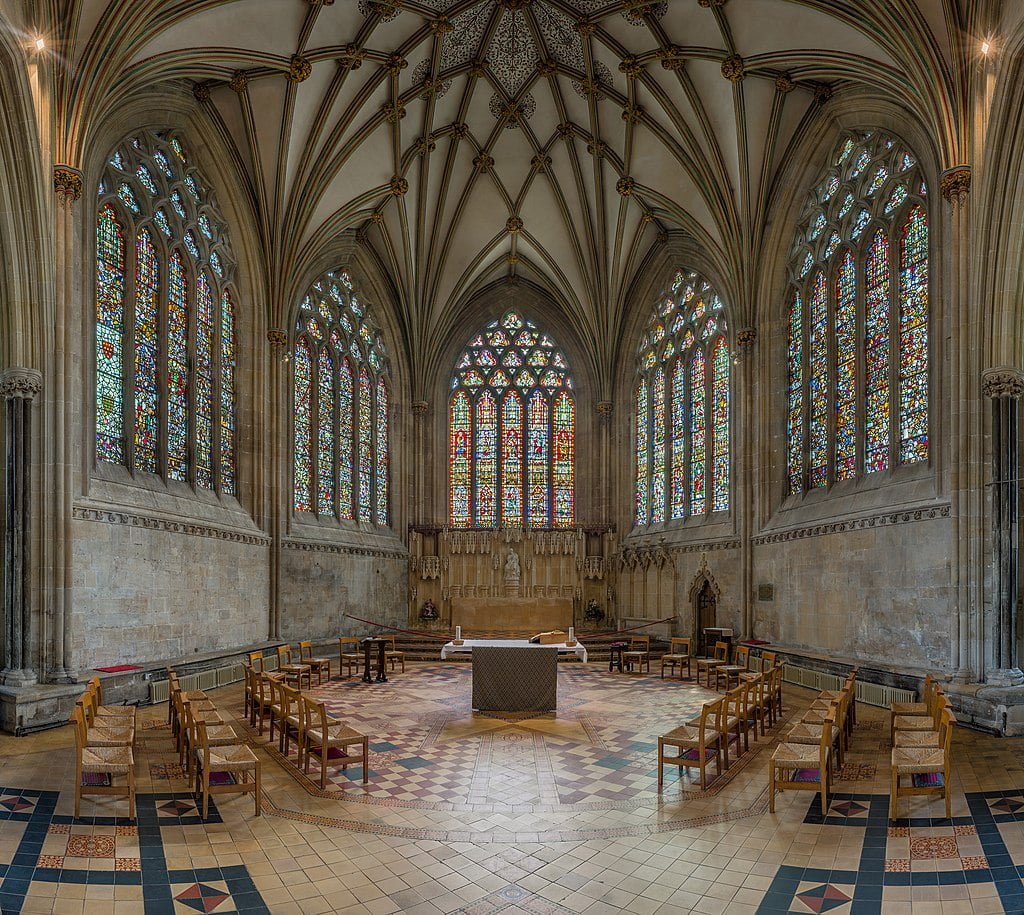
0,368,43,400
982,365,1024,400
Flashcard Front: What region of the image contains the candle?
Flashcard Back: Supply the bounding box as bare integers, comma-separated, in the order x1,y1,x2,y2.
455,626,462,641
568,627,575,643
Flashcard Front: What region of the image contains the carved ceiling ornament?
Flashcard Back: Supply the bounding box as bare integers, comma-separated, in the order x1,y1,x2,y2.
660,47,685,72
941,165,971,206
53,166,83,206
228,70,249,93
473,152,495,172
287,54,313,83
721,54,744,82
813,82,834,104
531,154,552,172
389,175,409,196
0,368,43,401
982,366,1024,400
616,176,636,196
192,82,211,102
774,72,795,94
506,216,523,234
622,105,643,124
735,327,758,350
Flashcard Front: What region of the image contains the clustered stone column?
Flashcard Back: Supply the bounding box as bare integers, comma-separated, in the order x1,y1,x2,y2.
0,368,42,686
983,366,1024,686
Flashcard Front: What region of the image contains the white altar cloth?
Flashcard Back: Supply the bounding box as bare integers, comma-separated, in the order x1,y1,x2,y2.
441,639,588,663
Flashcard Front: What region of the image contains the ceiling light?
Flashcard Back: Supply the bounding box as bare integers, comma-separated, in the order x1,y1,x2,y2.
981,40,991,55
33,37,45,51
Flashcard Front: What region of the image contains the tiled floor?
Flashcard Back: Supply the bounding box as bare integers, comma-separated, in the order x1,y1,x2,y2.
0,664,1018,912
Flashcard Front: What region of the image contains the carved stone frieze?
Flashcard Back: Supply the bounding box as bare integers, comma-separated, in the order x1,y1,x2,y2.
982,366,1024,400
0,368,42,400
751,505,950,545
73,506,271,546
284,538,405,559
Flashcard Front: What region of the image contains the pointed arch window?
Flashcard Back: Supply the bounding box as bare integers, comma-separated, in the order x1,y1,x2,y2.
94,131,237,493
292,271,390,526
448,311,575,529
634,271,731,528
786,130,930,493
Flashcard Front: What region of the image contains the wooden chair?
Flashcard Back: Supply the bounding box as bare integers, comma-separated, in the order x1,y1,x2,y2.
742,673,767,741
786,697,845,771
716,645,750,691
167,673,207,740
194,717,261,820
890,678,941,743
300,694,369,789
658,696,725,790
891,708,954,821
278,682,304,758
276,645,312,690
254,672,276,736
81,686,136,741
86,678,137,728
243,664,255,720
660,638,692,680
622,636,651,674
769,708,834,815
182,699,237,785
299,641,332,685
174,690,222,765
71,706,135,819
894,703,955,750
247,651,265,672
766,662,785,722
75,696,134,748
818,671,858,738
382,635,405,673
893,695,950,748
265,675,285,744
722,684,748,762
338,638,362,678
696,641,729,689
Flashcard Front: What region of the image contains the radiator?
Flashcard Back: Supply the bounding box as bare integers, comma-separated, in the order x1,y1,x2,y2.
856,680,917,708
148,659,249,704
780,662,917,708
782,665,842,693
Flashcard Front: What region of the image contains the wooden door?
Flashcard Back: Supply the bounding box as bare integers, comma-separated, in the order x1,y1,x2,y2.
695,581,717,655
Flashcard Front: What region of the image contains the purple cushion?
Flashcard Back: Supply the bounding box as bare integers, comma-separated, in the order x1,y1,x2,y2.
307,746,352,761
680,748,717,761
80,773,111,787
912,772,944,788
792,768,821,783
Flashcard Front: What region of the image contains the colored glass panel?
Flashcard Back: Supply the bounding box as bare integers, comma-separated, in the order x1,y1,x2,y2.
834,251,857,480
711,338,729,511
134,229,160,472
450,391,472,527
786,290,804,493
864,230,891,473
528,391,550,526
338,359,354,519
650,367,666,523
808,272,829,487
293,341,313,511
357,366,372,521
898,206,929,463
220,290,236,494
376,378,389,525
670,360,687,519
195,273,215,490
552,392,575,527
318,347,335,515
689,351,706,514
96,205,126,463
501,393,523,525
635,380,648,525
474,391,498,526
167,251,189,481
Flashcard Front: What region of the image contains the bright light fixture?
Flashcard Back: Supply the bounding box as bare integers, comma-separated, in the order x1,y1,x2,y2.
34,37,45,51
981,40,991,55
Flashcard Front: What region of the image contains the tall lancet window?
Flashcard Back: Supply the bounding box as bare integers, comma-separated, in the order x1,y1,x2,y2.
292,271,390,525
634,270,731,527
94,131,237,493
786,130,930,494
449,311,575,529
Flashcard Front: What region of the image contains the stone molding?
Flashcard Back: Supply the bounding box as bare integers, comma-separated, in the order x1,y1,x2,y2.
751,505,950,545
618,540,740,568
283,538,406,560
982,365,1024,400
0,368,42,400
72,506,271,545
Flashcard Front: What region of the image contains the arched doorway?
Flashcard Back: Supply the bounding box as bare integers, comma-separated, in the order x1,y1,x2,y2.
688,559,722,656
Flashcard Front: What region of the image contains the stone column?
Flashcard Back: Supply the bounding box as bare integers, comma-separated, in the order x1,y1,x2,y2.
735,327,757,638
595,401,612,528
0,368,43,685
411,401,428,526
983,366,1024,685
267,329,288,641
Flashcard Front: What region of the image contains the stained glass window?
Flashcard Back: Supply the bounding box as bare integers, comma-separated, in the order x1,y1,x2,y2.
95,131,238,493
634,271,730,527
293,341,313,512
449,311,574,528
292,271,390,525
785,130,929,494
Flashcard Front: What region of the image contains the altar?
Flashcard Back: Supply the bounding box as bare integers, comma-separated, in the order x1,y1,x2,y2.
450,597,572,631
469,645,558,712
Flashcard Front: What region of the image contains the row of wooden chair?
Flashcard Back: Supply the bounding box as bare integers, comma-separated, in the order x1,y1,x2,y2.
769,669,858,814
245,666,369,789
71,678,137,818
168,670,261,819
890,674,955,820
658,664,785,789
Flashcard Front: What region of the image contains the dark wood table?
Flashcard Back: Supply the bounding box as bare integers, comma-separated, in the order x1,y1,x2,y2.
361,637,388,683
608,641,626,673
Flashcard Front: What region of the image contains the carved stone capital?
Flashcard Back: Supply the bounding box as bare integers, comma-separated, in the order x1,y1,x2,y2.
983,365,1024,400
0,368,42,401
596,401,613,420
53,166,83,206
411,400,429,416
735,327,758,350
267,329,288,349
941,165,971,206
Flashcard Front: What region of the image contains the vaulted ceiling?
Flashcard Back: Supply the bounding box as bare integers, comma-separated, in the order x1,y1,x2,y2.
18,0,969,390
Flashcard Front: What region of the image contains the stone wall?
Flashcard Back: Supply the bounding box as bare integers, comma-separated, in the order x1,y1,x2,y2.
751,513,952,671
70,513,270,672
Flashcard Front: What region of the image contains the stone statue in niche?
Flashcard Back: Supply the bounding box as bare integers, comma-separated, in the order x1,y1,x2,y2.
504,549,521,584
419,599,438,621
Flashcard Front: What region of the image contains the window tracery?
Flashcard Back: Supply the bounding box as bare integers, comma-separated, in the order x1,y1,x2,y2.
95,131,237,494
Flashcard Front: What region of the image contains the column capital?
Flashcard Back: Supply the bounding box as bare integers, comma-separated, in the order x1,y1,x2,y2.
982,365,1024,400
940,165,971,206
595,400,613,421
411,400,429,416
0,368,42,401
53,166,83,207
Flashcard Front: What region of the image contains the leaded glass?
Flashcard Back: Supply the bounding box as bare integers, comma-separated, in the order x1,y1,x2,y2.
220,290,236,494
357,367,373,522
898,206,929,463
293,341,313,511
650,367,666,523
195,273,215,490
808,271,829,487
339,359,354,518
834,251,857,479
167,252,189,481
670,361,687,519
376,378,389,525
450,391,472,527
450,311,574,528
96,205,126,463
689,351,706,515
711,339,729,511
864,229,891,473
134,229,160,472
318,348,335,515
786,290,804,493
635,381,649,525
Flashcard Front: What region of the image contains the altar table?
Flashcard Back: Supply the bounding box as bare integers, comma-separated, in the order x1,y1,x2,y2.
440,638,588,663
470,645,558,712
